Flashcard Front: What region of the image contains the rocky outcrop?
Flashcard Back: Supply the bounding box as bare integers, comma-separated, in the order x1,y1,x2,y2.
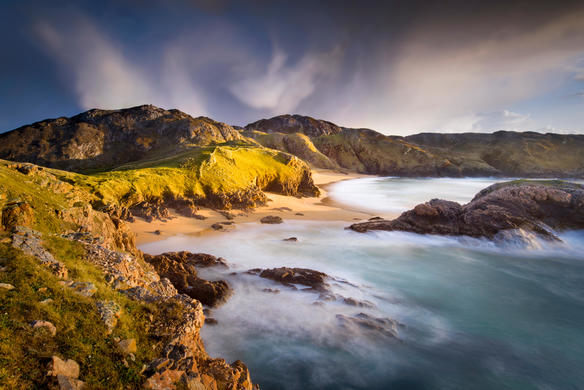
12,226,69,279
144,252,231,307
250,267,329,292
350,181,584,241
0,105,242,171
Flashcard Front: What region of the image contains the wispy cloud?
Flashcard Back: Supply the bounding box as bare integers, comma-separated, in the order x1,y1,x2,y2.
228,46,342,114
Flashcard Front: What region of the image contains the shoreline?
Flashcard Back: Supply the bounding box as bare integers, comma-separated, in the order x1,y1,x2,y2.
130,169,391,245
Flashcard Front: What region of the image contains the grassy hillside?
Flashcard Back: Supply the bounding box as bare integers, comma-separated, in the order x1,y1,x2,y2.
0,163,160,388
0,158,257,389
51,145,319,212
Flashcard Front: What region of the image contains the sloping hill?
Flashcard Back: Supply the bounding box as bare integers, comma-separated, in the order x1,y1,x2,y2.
245,115,584,177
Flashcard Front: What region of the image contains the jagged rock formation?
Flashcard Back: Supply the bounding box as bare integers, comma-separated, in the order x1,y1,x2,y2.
144,252,231,307
245,115,584,177
349,181,584,241
0,105,242,171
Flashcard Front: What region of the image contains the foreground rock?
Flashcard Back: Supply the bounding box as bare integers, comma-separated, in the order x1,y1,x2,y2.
350,181,584,241
144,252,231,307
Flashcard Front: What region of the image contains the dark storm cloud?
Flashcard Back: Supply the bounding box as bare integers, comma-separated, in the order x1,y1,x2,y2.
1,0,583,134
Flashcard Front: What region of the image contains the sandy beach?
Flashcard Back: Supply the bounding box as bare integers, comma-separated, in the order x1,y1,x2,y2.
130,169,384,245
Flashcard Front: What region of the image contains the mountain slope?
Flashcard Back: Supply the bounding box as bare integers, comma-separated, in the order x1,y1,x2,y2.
245,115,584,177
0,105,243,171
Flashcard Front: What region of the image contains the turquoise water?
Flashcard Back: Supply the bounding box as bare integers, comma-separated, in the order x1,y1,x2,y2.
140,178,584,390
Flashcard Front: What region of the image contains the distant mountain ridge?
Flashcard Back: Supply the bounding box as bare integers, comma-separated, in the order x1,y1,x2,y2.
245,115,584,178
1,105,583,178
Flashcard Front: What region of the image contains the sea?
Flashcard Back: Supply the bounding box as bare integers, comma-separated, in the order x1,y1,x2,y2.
140,177,584,390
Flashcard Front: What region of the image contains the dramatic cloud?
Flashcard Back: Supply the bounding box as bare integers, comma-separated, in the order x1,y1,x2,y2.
35,17,209,115
229,47,342,114
1,0,583,133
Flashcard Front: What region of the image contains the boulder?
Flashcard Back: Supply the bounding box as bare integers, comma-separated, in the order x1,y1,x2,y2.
96,301,121,333
144,252,231,307
260,215,283,224
1,202,34,231
56,375,86,390
117,338,137,355
47,356,80,379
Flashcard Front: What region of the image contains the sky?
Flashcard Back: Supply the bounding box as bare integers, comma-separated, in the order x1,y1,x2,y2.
1,0,583,135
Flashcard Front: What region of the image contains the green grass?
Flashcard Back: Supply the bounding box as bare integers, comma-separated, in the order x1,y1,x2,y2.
50,145,313,208
0,242,160,389
0,161,189,388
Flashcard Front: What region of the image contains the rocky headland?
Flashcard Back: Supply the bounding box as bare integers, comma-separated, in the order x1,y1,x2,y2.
349,181,584,243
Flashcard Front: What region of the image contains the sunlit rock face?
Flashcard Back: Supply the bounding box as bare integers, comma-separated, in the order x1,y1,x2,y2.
0,104,242,171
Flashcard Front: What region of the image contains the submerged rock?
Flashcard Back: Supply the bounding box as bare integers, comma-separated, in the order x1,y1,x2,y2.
349,181,584,241
336,313,402,339
253,267,329,292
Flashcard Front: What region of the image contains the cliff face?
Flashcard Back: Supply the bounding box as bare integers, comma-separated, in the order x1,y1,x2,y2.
0,160,257,389
0,105,242,171
245,115,584,178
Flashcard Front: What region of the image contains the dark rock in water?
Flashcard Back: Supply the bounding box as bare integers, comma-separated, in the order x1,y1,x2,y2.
256,267,329,292
295,212,304,216
211,221,234,231
260,215,283,224
283,237,298,242
262,288,280,294
343,297,376,308
205,317,218,325
368,216,384,221
153,230,161,235
336,313,402,339
349,181,584,241
144,251,231,307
